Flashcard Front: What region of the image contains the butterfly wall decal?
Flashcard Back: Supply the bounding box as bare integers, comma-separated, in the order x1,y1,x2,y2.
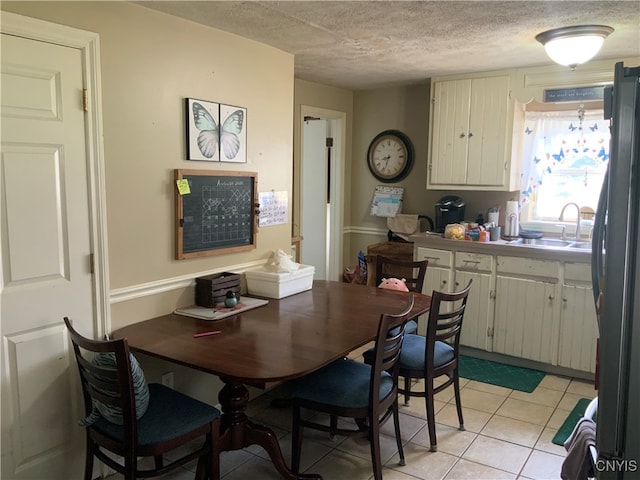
186,99,246,162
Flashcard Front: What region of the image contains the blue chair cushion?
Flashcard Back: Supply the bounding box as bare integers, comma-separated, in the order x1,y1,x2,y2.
292,358,392,409
92,383,220,447
405,319,418,335
398,335,454,371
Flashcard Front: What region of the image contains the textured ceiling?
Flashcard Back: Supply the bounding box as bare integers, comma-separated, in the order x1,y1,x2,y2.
137,1,640,90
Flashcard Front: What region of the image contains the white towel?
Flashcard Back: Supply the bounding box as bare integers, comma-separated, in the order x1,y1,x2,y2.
561,417,596,480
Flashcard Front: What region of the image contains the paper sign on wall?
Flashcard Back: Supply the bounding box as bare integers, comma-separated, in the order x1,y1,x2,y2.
259,191,288,226
370,186,404,217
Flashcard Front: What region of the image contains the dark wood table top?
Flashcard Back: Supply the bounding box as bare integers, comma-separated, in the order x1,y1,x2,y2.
112,280,431,388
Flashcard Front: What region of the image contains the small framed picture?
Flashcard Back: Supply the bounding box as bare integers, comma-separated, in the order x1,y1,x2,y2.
185,98,247,163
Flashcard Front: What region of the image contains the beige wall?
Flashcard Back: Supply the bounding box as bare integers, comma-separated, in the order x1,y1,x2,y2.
2,2,295,325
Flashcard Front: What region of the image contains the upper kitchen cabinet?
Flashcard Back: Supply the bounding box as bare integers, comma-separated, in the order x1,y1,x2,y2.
427,74,522,191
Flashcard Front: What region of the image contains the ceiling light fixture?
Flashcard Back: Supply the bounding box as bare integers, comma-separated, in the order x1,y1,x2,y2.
535,25,614,69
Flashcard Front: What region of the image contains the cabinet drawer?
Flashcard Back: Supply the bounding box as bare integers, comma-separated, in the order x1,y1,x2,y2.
416,247,452,268
455,252,493,272
496,256,560,281
565,262,592,284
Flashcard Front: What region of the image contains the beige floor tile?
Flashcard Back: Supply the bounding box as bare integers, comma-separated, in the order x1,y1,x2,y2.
380,411,428,441
220,449,256,477
437,404,492,433
520,449,564,480
411,422,477,457
463,380,512,397
254,432,333,473
304,449,378,480
336,431,402,466
482,415,544,448
220,455,288,480
400,397,447,420
386,442,458,479
535,427,569,456
462,435,532,474
537,375,570,392
496,398,555,426
444,458,517,479
509,386,564,408
459,387,507,414
546,408,572,430
566,379,597,397
379,466,429,479
557,392,588,411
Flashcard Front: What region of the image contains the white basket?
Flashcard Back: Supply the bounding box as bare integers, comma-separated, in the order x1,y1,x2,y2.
245,265,315,299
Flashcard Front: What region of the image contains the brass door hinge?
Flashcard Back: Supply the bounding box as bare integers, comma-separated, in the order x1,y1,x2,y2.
89,253,95,274
83,89,89,112
487,327,494,338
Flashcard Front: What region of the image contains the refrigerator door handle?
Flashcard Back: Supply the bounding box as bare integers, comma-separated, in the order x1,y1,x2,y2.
592,167,608,308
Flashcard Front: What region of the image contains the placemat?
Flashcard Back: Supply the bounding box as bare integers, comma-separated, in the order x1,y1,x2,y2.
175,297,268,321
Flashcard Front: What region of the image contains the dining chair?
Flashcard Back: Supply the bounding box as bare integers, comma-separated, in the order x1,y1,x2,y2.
290,295,415,480
375,254,428,334
397,280,472,452
64,317,221,480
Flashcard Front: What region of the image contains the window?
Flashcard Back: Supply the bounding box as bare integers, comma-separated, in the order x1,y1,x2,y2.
519,107,610,223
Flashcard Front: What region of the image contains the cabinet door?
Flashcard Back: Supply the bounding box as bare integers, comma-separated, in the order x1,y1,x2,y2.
467,76,510,186
455,271,494,351
493,276,558,364
558,284,598,373
430,79,471,185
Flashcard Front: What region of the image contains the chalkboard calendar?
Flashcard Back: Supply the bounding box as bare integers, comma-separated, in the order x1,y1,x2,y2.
175,169,258,259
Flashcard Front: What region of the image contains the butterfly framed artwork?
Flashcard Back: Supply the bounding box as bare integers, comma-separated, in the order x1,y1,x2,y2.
185,98,247,163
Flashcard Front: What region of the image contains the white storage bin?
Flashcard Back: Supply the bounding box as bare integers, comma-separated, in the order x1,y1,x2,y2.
245,265,315,299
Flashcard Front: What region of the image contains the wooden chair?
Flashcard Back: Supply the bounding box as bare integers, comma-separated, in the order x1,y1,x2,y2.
397,280,472,452
375,254,428,334
64,317,221,480
290,295,415,480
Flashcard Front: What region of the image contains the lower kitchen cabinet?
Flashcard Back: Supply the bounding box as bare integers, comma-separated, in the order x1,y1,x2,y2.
454,252,494,351
493,275,558,364
558,263,598,373
413,243,597,374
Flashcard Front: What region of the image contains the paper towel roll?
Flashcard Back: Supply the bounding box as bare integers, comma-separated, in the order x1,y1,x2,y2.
505,201,519,237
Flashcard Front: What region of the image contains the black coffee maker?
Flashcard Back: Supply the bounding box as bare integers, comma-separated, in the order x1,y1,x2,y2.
435,195,466,233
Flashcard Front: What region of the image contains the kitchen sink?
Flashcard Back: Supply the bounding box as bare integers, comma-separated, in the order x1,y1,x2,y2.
568,241,592,250
517,238,574,247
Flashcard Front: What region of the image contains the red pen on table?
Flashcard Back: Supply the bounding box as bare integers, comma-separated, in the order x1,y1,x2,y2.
193,330,222,338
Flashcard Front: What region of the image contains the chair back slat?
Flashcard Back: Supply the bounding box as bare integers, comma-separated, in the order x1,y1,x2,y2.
369,295,415,406
425,281,472,364
64,317,137,444
375,255,428,292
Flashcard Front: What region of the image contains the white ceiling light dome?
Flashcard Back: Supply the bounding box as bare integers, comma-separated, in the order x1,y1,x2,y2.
535,25,614,69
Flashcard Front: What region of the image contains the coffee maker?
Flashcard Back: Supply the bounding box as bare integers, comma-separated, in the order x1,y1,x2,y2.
435,195,466,233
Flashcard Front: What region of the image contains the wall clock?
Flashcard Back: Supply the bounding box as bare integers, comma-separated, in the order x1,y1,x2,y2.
367,130,414,183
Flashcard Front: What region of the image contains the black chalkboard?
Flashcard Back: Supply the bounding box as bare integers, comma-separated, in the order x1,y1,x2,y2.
175,169,258,259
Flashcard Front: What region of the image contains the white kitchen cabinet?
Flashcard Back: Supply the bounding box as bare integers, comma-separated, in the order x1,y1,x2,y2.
454,253,494,351
558,263,598,373
493,257,560,364
415,247,453,335
428,74,521,191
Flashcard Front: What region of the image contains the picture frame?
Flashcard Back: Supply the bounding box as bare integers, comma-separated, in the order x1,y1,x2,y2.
185,98,247,163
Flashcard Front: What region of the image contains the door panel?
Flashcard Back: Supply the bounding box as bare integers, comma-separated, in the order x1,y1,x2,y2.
1,32,93,479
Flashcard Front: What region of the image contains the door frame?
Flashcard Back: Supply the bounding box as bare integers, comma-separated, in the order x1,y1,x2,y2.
299,105,346,281
1,11,110,336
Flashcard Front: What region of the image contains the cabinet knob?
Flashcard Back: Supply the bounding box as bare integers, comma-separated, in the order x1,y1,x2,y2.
468,132,474,138
442,280,447,285
548,294,554,301
459,132,466,138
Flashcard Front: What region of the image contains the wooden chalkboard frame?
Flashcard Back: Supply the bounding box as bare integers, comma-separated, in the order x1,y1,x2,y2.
175,169,259,260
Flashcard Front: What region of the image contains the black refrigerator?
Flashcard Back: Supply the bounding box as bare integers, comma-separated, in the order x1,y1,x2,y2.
592,61,640,479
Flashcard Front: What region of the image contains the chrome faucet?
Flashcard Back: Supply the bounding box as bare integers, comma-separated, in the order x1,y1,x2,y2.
559,202,581,239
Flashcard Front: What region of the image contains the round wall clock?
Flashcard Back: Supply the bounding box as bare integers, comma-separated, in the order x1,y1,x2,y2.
367,130,414,183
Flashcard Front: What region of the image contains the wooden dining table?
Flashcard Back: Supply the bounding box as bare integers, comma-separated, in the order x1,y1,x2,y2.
112,280,431,480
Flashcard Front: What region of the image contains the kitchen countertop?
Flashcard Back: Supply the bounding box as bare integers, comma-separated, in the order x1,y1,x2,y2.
409,232,592,263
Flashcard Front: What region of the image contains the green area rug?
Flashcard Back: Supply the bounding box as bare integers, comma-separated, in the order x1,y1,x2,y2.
552,398,592,446
458,355,546,393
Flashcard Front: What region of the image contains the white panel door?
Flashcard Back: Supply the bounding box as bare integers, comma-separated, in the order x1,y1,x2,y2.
301,119,328,279
558,284,598,373
1,33,94,479
455,270,494,351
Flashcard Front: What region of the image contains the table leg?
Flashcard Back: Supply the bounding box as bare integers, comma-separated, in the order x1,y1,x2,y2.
218,380,322,480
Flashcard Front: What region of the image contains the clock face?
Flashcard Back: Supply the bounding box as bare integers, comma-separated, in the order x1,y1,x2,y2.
367,130,414,183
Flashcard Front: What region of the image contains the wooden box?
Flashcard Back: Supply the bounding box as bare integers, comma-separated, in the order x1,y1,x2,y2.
195,272,241,308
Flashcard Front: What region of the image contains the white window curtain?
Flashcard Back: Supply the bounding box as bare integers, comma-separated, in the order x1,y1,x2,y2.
520,109,610,215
